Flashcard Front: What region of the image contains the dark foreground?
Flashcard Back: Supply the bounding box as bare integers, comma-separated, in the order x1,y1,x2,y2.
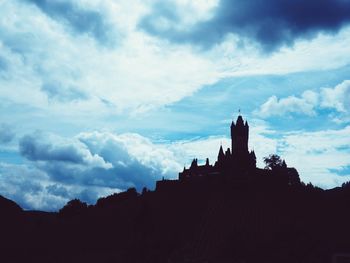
1,175,350,263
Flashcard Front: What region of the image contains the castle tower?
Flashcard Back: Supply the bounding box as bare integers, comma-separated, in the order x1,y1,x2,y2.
230,115,249,156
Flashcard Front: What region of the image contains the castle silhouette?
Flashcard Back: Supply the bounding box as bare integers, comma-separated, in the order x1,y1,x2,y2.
179,114,256,180
157,114,300,190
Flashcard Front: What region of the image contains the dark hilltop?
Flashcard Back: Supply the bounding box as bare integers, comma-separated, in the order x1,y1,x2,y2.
1,115,350,263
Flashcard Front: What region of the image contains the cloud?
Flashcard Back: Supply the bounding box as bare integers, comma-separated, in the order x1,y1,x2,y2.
255,80,350,120
140,0,350,52
18,131,182,193
4,129,183,210
77,131,182,185
0,162,118,210
277,126,350,188
0,124,15,144
0,0,220,117
19,132,112,169
255,90,319,118
321,80,350,113
41,82,88,102
25,0,115,45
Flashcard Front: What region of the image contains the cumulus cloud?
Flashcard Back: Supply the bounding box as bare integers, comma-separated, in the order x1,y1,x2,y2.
255,90,319,118
18,131,181,192
321,80,350,113
255,80,350,120
1,130,184,210
19,132,112,169
140,0,350,52
76,131,182,185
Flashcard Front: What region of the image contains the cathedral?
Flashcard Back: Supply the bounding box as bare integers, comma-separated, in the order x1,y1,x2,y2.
179,115,257,180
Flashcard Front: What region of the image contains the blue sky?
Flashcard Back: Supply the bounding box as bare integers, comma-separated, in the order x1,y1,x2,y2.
1,0,350,210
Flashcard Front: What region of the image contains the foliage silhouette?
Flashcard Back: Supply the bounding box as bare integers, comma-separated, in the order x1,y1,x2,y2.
263,154,285,170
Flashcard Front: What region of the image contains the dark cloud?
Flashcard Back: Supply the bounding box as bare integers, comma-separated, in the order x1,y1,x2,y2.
139,0,350,52
0,124,15,144
41,82,88,102
26,0,114,45
19,134,86,163
18,132,178,193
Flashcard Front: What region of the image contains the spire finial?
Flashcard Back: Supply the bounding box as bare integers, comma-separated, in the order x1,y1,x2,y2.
238,108,241,114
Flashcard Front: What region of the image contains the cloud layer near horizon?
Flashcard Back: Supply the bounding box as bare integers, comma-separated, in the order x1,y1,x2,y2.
1,122,349,211
1,131,182,210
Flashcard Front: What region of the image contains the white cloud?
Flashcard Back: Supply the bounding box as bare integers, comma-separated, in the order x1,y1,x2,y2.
0,0,220,117
255,80,350,120
278,126,350,188
255,90,319,118
321,80,350,113
77,131,182,179
1,0,350,123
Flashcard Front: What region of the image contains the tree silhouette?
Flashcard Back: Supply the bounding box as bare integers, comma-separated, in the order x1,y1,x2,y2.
263,154,284,170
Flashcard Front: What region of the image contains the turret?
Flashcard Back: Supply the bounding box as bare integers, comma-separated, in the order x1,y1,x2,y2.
231,115,249,155
218,145,225,164
190,158,198,168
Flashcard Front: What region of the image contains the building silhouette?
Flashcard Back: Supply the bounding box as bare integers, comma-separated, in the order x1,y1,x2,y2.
179,115,256,180
155,114,301,192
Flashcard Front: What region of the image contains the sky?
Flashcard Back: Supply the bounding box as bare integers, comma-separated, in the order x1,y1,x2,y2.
1,0,350,211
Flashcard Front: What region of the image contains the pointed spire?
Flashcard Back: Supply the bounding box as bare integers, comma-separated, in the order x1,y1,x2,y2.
190,158,198,168
218,145,224,157
205,158,209,166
